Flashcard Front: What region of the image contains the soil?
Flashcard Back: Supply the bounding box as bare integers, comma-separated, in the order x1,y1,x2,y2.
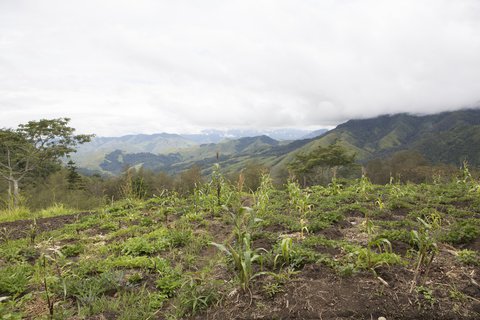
188,206,480,320
0,212,93,243
191,250,480,320
2,200,479,320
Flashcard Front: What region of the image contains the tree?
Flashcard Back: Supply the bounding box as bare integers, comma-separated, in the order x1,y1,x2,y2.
0,118,93,208
176,165,203,194
289,144,356,186
66,160,84,190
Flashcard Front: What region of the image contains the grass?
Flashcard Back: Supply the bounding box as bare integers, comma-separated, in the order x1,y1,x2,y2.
0,203,77,223
0,175,479,319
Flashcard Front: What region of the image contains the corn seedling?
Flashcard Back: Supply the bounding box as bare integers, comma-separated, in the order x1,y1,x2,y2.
355,174,373,199
211,163,224,206
327,178,343,195
28,217,37,245
374,197,385,210
359,211,397,273
457,160,473,185
409,213,441,293
274,237,293,268
286,179,312,237
211,233,267,290
230,206,262,243
40,254,55,319
254,173,274,216
286,179,302,213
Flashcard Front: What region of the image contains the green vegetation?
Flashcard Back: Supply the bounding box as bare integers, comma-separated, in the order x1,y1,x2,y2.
1,114,480,319
0,166,478,319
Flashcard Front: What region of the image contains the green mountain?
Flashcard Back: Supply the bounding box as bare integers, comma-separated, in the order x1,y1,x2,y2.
73,133,197,170
76,108,480,177
93,135,286,175
285,108,480,167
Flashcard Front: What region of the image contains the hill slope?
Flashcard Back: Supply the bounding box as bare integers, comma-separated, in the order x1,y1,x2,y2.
276,108,480,169
76,109,480,176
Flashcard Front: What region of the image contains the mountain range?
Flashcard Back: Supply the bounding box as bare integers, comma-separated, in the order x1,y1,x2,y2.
73,109,480,177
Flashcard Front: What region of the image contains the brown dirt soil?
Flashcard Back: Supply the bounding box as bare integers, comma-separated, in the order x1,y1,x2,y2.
187,208,480,320
0,212,93,243
191,259,479,320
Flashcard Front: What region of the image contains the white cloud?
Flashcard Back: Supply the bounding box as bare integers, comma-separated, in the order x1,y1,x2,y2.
1,0,480,136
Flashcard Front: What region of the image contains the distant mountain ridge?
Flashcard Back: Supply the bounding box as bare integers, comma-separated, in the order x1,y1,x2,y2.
74,109,480,176
282,108,480,167
72,129,316,174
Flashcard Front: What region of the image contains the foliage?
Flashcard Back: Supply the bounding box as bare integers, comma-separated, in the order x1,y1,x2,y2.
456,249,479,266
289,144,356,186
211,233,267,290
0,264,33,296
441,219,480,245
410,213,442,292
0,118,93,208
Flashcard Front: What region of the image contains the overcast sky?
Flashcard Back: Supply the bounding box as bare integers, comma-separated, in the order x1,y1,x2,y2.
1,0,480,136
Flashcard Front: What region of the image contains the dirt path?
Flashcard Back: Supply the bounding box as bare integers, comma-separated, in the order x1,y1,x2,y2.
0,212,93,243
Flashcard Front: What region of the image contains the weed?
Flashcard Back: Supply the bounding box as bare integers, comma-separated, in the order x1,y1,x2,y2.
442,219,480,245
61,243,84,258
167,228,192,248
156,270,182,298
177,273,221,316
456,249,479,266
0,227,14,243
0,264,33,296
415,285,436,306
121,237,156,256
66,271,123,314
126,272,144,285
262,282,284,298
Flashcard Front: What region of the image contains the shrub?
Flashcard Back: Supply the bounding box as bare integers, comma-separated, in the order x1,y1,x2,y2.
0,264,33,295
442,219,480,245
121,237,155,256
61,243,84,258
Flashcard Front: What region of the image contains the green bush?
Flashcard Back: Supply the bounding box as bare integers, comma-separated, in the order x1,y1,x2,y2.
0,264,33,295
442,219,480,244
121,237,156,256
167,229,193,248
61,243,84,257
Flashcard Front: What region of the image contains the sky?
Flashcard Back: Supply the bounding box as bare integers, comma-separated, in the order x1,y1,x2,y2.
1,0,480,137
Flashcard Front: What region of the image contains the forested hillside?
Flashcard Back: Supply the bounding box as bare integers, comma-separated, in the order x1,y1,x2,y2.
74,109,480,179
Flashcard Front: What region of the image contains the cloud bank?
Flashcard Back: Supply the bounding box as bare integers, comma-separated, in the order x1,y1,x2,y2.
1,0,480,136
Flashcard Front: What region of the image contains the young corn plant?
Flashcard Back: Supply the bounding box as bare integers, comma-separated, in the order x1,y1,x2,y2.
254,173,274,217
274,237,293,269
327,178,343,195
230,206,263,244
409,213,442,293
286,178,302,214
286,179,312,237
28,217,38,245
457,160,473,185
211,233,267,290
375,197,385,210
358,211,398,275
355,174,373,200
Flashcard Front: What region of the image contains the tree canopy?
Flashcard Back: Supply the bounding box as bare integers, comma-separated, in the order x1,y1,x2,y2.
289,144,356,186
0,118,93,208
